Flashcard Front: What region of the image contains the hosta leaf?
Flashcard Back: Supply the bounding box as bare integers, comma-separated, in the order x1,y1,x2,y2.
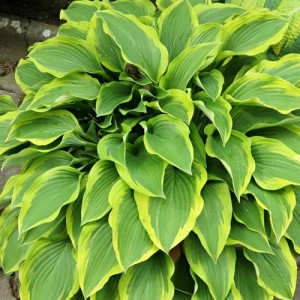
96,81,133,116
286,187,300,253
0,95,17,115
207,157,232,186
90,275,120,300
194,181,232,261
118,252,174,300
192,274,214,300
246,180,296,241
19,237,78,300
225,285,242,300
18,166,82,234
185,233,236,300
190,23,223,46
231,106,300,133
195,4,246,24
81,161,119,224
227,221,272,253
22,209,65,245
160,43,220,90
105,0,156,17
27,73,101,111
250,125,300,155
29,37,103,78
189,0,211,5
15,58,54,94
158,0,198,61
135,163,206,252
97,133,127,167
205,125,255,198
0,207,29,273
273,8,300,55
109,180,157,271
7,110,80,146
251,136,300,189
156,0,175,10
219,54,259,89
115,138,166,197
78,218,122,297
221,11,287,57
0,207,19,257
66,199,82,248
4,132,91,170
0,111,22,155
18,94,34,110
225,284,242,300
159,89,194,124
57,21,89,40
225,73,300,114
275,0,300,15
232,196,265,235
225,0,272,9
141,114,193,174
119,99,147,115
235,251,270,300
12,151,73,208
60,0,101,22
174,290,193,300
190,122,206,166
0,174,18,206
248,53,300,86
194,95,232,145
196,69,224,101
88,15,125,72
244,238,297,300
97,10,168,82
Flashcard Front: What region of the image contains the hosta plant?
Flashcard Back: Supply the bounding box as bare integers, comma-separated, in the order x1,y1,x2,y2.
1,0,300,299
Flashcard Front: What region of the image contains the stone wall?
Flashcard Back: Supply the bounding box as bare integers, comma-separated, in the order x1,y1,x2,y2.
1,0,71,24
0,12,60,195
0,3,63,298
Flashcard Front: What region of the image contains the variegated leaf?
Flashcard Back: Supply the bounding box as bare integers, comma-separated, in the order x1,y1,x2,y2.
186,233,236,300
81,161,119,224
141,114,193,174
205,125,255,198
135,162,207,252
19,237,78,300
115,138,166,197
109,180,158,271
158,0,198,61
244,238,297,299
251,136,300,189
246,180,296,241
98,10,168,82
194,181,232,261
78,217,122,297
118,252,174,300
18,166,82,234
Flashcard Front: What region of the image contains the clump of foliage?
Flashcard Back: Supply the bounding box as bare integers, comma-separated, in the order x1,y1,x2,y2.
1,0,300,299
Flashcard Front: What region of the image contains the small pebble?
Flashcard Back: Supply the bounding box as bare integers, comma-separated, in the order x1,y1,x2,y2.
42,29,51,38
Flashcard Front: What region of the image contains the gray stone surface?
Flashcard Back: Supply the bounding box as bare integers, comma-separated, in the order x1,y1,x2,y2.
0,0,71,25
296,269,300,300
0,13,58,96
0,272,14,300
0,89,23,105
0,165,20,194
